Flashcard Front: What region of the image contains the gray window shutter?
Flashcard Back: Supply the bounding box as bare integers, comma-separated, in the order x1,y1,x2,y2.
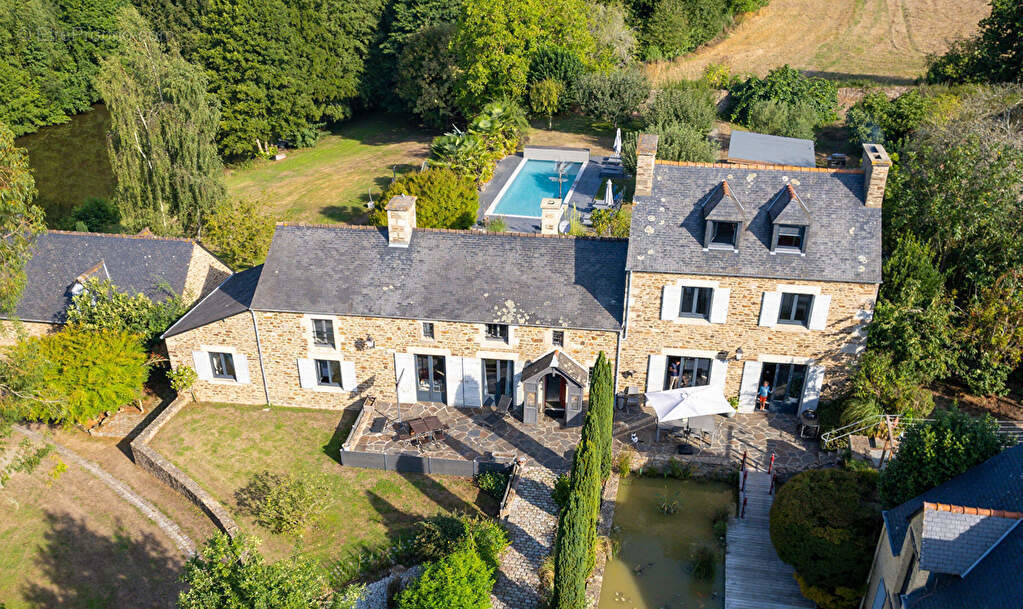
801,365,825,412
461,358,483,407
710,358,728,392
297,358,316,388
394,353,417,403
646,355,667,392
234,354,251,384
709,288,731,324
445,356,461,407
340,361,356,391
758,292,781,327
808,294,832,330
739,361,763,412
660,285,681,320
192,351,212,381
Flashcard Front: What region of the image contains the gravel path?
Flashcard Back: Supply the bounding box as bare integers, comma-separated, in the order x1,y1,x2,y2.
14,425,197,556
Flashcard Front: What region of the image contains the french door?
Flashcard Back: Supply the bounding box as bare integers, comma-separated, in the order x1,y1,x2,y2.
761,363,807,412
415,354,446,403
482,359,514,404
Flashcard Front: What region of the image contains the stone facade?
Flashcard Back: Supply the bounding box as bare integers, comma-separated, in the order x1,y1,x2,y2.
862,518,927,609
182,245,232,304
862,143,892,209
617,271,878,411
166,310,619,409
0,320,57,347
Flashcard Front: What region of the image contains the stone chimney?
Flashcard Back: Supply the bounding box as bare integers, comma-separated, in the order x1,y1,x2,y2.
385,195,417,247
861,143,891,208
540,198,563,235
634,133,659,197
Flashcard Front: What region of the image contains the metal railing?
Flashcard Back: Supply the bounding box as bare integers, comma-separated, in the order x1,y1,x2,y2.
820,414,1023,450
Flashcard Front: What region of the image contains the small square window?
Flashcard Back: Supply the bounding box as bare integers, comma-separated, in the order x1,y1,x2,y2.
422,322,435,340
209,352,236,380
710,221,738,247
315,359,342,386
485,323,509,343
776,225,805,251
778,293,814,326
312,319,334,347
552,330,565,347
679,286,712,319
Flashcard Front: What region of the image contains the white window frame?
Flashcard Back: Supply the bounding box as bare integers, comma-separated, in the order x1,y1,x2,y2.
778,292,815,327
759,285,830,330
311,318,335,348
315,358,343,387
420,321,436,341
194,345,250,384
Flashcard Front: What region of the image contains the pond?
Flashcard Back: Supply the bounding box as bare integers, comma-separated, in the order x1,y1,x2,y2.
599,477,732,609
15,104,115,227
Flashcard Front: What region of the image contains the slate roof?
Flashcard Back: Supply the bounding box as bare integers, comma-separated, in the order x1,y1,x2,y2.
727,131,816,167
881,445,1023,609
163,265,263,338
521,350,588,386
8,231,197,324
919,507,1021,576
627,163,881,283
250,225,628,331
702,181,747,222
768,185,812,226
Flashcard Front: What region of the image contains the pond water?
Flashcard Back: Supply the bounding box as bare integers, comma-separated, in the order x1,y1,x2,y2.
15,104,115,226
599,478,732,609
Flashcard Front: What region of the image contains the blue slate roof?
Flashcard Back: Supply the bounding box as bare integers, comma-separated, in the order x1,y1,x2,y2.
163,265,263,338
627,163,881,284
8,231,198,324
919,509,1020,576
250,225,628,331
727,131,816,167
882,444,1023,609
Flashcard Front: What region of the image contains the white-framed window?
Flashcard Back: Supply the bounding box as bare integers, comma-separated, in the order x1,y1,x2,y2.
209,352,236,380
485,323,509,343
665,356,712,390
311,318,335,348
422,321,435,340
679,286,712,319
315,359,342,387
778,293,814,326
552,330,565,347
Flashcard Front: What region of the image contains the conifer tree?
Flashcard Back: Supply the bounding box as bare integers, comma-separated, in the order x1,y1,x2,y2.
588,351,615,480
553,435,601,609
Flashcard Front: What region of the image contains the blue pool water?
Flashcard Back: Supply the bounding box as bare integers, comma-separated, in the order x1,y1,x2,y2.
491,160,583,217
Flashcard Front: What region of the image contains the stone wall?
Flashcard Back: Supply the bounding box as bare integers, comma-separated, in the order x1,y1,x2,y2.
618,271,878,402
130,395,240,536
164,312,268,405
183,244,232,304
0,320,57,347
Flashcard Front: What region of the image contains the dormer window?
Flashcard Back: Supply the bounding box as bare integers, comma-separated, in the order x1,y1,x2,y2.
775,225,806,252
710,221,738,248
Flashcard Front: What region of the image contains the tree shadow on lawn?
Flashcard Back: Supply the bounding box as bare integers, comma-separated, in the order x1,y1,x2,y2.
324,112,438,147
323,408,361,465
319,163,421,223
20,510,183,609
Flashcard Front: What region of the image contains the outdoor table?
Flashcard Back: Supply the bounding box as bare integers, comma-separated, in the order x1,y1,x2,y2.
423,415,444,432
407,417,430,439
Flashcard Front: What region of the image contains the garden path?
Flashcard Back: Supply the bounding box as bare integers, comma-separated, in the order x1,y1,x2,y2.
13,424,196,556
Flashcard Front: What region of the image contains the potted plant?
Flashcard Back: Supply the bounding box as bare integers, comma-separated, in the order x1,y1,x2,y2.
726,396,739,417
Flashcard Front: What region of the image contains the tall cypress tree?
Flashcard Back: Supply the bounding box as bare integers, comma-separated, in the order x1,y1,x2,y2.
552,435,601,609
97,7,225,237
589,351,615,480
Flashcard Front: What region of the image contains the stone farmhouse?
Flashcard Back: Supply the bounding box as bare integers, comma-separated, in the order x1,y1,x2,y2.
0,230,231,347
159,138,889,421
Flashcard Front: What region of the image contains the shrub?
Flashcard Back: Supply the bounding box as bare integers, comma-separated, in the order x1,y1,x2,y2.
846,89,931,146
528,45,585,106
428,134,495,183
373,168,479,229
396,542,495,609
63,197,121,233
644,86,717,132
0,328,149,426
575,69,650,126
586,3,638,68
203,198,275,269
485,217,507,232
622,122,718,172
552,436,602,609
643,0,693,60
879,408,1007,508
529,78,564,129
591,206,631,238
475,471,510,500
742,99,817,139
729,65,838,127
552,473,572,510
407,514,508,570
615,449,634,477
587,351,616,480
770,469,881,609
730,0,769,12
690,545,716,580
168,365,198,395
236,471,329,534
657,487,680,514
701,62,734,89
664,457,692,479
65,278,187,350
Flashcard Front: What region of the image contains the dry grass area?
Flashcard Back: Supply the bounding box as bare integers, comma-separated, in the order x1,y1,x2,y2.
151,403,496,568
0,436,184,609
645,0,991,84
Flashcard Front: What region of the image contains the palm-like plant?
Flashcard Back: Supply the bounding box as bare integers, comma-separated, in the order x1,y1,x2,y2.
429,133,493,183
470,100,528,156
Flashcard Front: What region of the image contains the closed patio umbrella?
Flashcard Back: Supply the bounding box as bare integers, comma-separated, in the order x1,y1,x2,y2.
613,128,622,157
603,180,614,205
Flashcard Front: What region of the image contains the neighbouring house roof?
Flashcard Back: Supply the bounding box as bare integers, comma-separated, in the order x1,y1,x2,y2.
727,131,816,167
882,444,1023,609
250,224,628,331
627,163,881,283
521,350,588,386
8,230,198,324
163,265,263,338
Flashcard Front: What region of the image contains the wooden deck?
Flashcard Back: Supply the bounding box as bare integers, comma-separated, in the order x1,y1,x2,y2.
725,471,815,609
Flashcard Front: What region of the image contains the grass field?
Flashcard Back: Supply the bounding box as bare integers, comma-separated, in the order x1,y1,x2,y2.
0,436,183,609
150,403,496,571
645,0,991,84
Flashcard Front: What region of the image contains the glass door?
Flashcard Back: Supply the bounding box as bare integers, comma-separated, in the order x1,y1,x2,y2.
482,359,514,404
761,363,808,413
415,354,446,403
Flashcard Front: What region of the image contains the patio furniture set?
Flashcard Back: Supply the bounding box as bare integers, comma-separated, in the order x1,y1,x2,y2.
391,415,449,451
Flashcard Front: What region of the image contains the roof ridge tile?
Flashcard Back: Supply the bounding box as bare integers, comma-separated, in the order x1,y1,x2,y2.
45,229,197,244
273,222,628,242
654,159,864,175
924,501,1023,520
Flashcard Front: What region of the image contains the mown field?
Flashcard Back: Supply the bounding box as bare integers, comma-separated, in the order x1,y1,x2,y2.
645,0,991,84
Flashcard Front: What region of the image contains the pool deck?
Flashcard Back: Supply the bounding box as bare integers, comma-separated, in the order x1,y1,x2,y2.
478,154,607,233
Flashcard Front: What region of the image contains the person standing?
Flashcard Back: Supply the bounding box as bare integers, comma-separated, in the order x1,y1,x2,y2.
668,360,680,389
757,379,771,411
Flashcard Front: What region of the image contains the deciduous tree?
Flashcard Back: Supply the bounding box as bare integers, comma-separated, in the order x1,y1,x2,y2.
0,121,45,315
530,79,563,129
203,198,275,270
374,168,479,229
575,69,650,127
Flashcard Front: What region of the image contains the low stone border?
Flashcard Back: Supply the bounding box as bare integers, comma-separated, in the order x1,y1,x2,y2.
585,474,620,607
130,395,240,537
497,460,523,520
353,565,423,609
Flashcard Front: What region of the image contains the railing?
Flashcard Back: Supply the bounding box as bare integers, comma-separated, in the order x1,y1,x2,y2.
820,414,1023,451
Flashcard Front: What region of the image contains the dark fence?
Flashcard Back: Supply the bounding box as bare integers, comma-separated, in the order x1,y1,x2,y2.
340,449,513,477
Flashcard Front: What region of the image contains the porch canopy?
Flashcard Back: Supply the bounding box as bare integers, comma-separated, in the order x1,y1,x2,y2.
646,385,734,440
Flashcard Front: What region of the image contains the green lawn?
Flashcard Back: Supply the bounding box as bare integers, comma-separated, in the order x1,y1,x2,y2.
224,114,436,224
150,402,495,571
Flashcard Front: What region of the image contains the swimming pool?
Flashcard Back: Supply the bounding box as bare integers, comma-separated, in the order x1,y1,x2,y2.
489,159,584,218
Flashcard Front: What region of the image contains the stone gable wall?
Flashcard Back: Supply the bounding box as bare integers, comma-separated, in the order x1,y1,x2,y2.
164,312,267,405
618,271,878,400
182,245,232,305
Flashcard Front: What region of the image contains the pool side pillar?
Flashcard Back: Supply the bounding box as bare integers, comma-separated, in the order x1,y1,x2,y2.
540,198,563,235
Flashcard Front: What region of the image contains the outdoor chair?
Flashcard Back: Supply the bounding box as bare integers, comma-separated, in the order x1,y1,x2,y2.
625,386,642,411
393,422,413,447
496,395,512,416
